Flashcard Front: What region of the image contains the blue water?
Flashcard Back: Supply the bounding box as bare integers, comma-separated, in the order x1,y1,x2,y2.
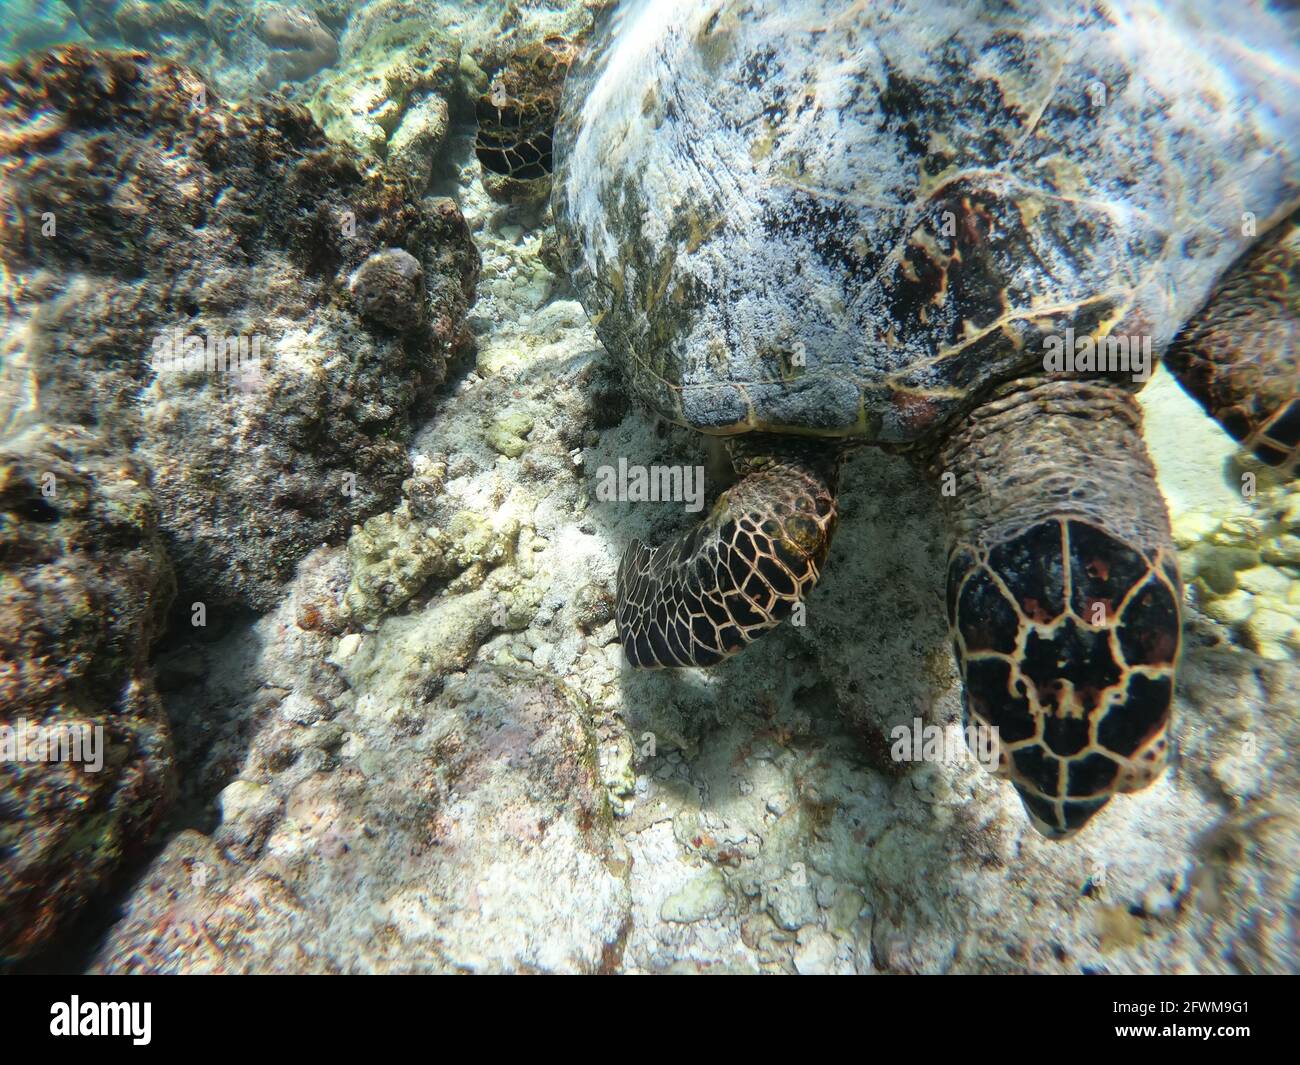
0,1,90,60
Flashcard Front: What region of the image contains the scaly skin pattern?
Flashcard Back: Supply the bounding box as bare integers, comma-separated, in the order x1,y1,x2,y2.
936,379,1181,837
1165,208,1300,475
475,37,577,199
616,438,839,667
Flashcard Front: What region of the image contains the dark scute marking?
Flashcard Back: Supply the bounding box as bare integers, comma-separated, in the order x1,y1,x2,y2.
718,625,745,652
963,658,1036,742
1063,798,1109,831
773,537,810,575
742,572,772,607
1096,673,1172,757
1266,399,1300,447
510,160,549,181
630,633,654,668
725,545,751,588
691,614,717,649
1015,786,1061,832
757,555,796,597
725,593,764,628
694,553,716,586
734,529,760,565
957,566,1020,654
1067,752,1120,797
1252,440,1290,466
674,527,701,566
760,189,878,284
988,521,1065,622
930,196,1002,326
701,595,731,626
1219,407,1251,441
766,593,796,624
1013,744,1062,795
667,618,694,664
691,644,723,667
1118,576,1180,666
513,138,541,165
946,548,977,627
1020,620,1122,713
647,623,676,667
1043,711,1091,758
476,146,510,174
1068,521,1149,621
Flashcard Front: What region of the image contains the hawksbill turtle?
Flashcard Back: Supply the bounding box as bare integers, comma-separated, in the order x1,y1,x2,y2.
481,0,1300,838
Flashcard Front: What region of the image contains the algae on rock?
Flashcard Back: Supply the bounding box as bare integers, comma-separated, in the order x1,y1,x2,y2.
344,480,522,625
309,18,460,190
0,425,176,959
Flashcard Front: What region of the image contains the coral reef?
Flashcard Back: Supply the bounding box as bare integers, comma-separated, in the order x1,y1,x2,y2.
0,43,477,957
93,648,630,973
342,457,521,625
308,16,460,190
0,4,1293,977
114,0,209,48
0,45,478,610
0,425,175,959
255,6,339,90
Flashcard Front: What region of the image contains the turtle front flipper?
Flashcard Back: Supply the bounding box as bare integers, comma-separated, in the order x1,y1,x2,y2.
1165,207,1300,475
935,379,1182,839
617,439,840,668
474,37,577,203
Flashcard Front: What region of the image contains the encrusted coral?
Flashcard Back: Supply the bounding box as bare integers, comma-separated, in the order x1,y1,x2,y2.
256,6,338,89
309,18,460,190
0,46,479,610
91,668,628,974
0,425,176,959
0,45,478,957
343,461,521,625
1177,480,1300,660
349,248,427,331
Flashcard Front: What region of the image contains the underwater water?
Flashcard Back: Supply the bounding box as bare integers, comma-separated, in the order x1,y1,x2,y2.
0,0,1296,983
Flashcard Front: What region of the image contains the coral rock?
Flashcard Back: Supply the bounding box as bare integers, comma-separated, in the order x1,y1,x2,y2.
349,248,427,331
0,46,478,610
256,7,339,89
0,425,176,960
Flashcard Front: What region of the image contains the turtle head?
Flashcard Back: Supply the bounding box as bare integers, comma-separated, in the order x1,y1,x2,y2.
939,381,1182,841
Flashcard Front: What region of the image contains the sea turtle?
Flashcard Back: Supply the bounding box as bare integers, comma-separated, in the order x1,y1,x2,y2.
475,35,579,204
485,0,1300,838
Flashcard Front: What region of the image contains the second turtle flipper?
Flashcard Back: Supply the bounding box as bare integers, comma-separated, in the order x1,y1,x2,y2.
1165,207,1300,476
617,441,840,668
